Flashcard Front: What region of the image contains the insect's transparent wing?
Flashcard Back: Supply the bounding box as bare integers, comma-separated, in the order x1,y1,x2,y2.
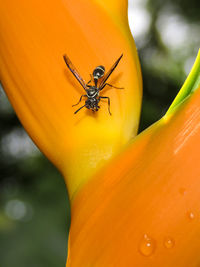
63,54,87,90
99,54,123,90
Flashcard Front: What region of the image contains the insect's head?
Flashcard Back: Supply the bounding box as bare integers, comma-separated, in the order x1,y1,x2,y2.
93,65,105,86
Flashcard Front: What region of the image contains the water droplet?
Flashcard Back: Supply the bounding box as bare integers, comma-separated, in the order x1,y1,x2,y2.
187,211,195,220
179,187,187,196
164,237,175,249
138,234,156,257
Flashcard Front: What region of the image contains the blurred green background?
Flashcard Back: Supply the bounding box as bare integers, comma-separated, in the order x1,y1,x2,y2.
0,0,199,266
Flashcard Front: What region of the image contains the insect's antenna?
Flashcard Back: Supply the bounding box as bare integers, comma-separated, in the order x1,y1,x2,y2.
74,105,86,114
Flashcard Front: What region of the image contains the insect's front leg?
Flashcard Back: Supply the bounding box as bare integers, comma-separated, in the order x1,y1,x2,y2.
74,104,86,114
99,96,112,115
100,83,124,91
72,95,87,107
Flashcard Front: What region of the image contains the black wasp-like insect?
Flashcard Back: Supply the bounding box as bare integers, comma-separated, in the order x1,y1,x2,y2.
63,54,123,115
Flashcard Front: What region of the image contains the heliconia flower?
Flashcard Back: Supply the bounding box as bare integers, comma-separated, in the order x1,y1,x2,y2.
67,51,200,266
0,0,142,200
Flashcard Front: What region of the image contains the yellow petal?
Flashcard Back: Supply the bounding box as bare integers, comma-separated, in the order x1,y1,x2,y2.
0,0,142,199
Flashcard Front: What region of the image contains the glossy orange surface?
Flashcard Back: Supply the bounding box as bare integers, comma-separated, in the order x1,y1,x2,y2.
68,88,200,266
0,0,142,199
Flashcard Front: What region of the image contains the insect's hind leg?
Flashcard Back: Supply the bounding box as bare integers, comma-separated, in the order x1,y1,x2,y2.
100,83,124,91
72,95,87,107
99,96,112,115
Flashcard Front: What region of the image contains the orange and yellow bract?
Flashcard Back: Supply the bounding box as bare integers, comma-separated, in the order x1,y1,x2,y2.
1,0,200,266
0,0,142,200
68,86,200,266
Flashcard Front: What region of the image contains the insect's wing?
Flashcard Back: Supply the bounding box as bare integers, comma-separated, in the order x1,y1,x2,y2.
63,54,87,90
99,54,123,90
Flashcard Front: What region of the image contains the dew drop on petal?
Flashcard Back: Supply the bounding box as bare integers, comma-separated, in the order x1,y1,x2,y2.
187,211,195,220
138,234,156,257
164,237,175,249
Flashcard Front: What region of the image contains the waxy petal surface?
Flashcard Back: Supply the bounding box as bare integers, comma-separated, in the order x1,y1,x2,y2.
68,84,200,266
0,0,142,199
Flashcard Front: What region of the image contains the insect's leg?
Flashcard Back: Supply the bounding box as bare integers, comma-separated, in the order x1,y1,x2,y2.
100,83,124,91
72,95,87,107
106,83,124,89
86,80,91,85
74,104,86,114
86,74,93,85
99,96,112,115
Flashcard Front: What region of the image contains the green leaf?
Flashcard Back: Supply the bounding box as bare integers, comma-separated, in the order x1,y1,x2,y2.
166,49,200,116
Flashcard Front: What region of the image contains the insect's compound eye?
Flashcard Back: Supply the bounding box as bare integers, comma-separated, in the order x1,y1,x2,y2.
93,65,105,79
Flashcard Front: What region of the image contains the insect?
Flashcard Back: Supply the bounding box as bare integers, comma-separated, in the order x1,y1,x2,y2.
63,54,123,115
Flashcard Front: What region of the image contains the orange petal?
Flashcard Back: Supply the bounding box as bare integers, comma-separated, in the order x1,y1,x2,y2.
0,0,142,199
68,84,200,266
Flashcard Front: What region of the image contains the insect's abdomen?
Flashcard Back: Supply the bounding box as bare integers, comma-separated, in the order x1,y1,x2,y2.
85,97,99,109
93,66,105,79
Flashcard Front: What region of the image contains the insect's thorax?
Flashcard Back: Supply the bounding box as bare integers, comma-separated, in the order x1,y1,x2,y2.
86,87,99,98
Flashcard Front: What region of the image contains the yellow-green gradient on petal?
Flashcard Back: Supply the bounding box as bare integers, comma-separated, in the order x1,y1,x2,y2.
67,82,200,266
0,0,142,199
166,49,200,115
